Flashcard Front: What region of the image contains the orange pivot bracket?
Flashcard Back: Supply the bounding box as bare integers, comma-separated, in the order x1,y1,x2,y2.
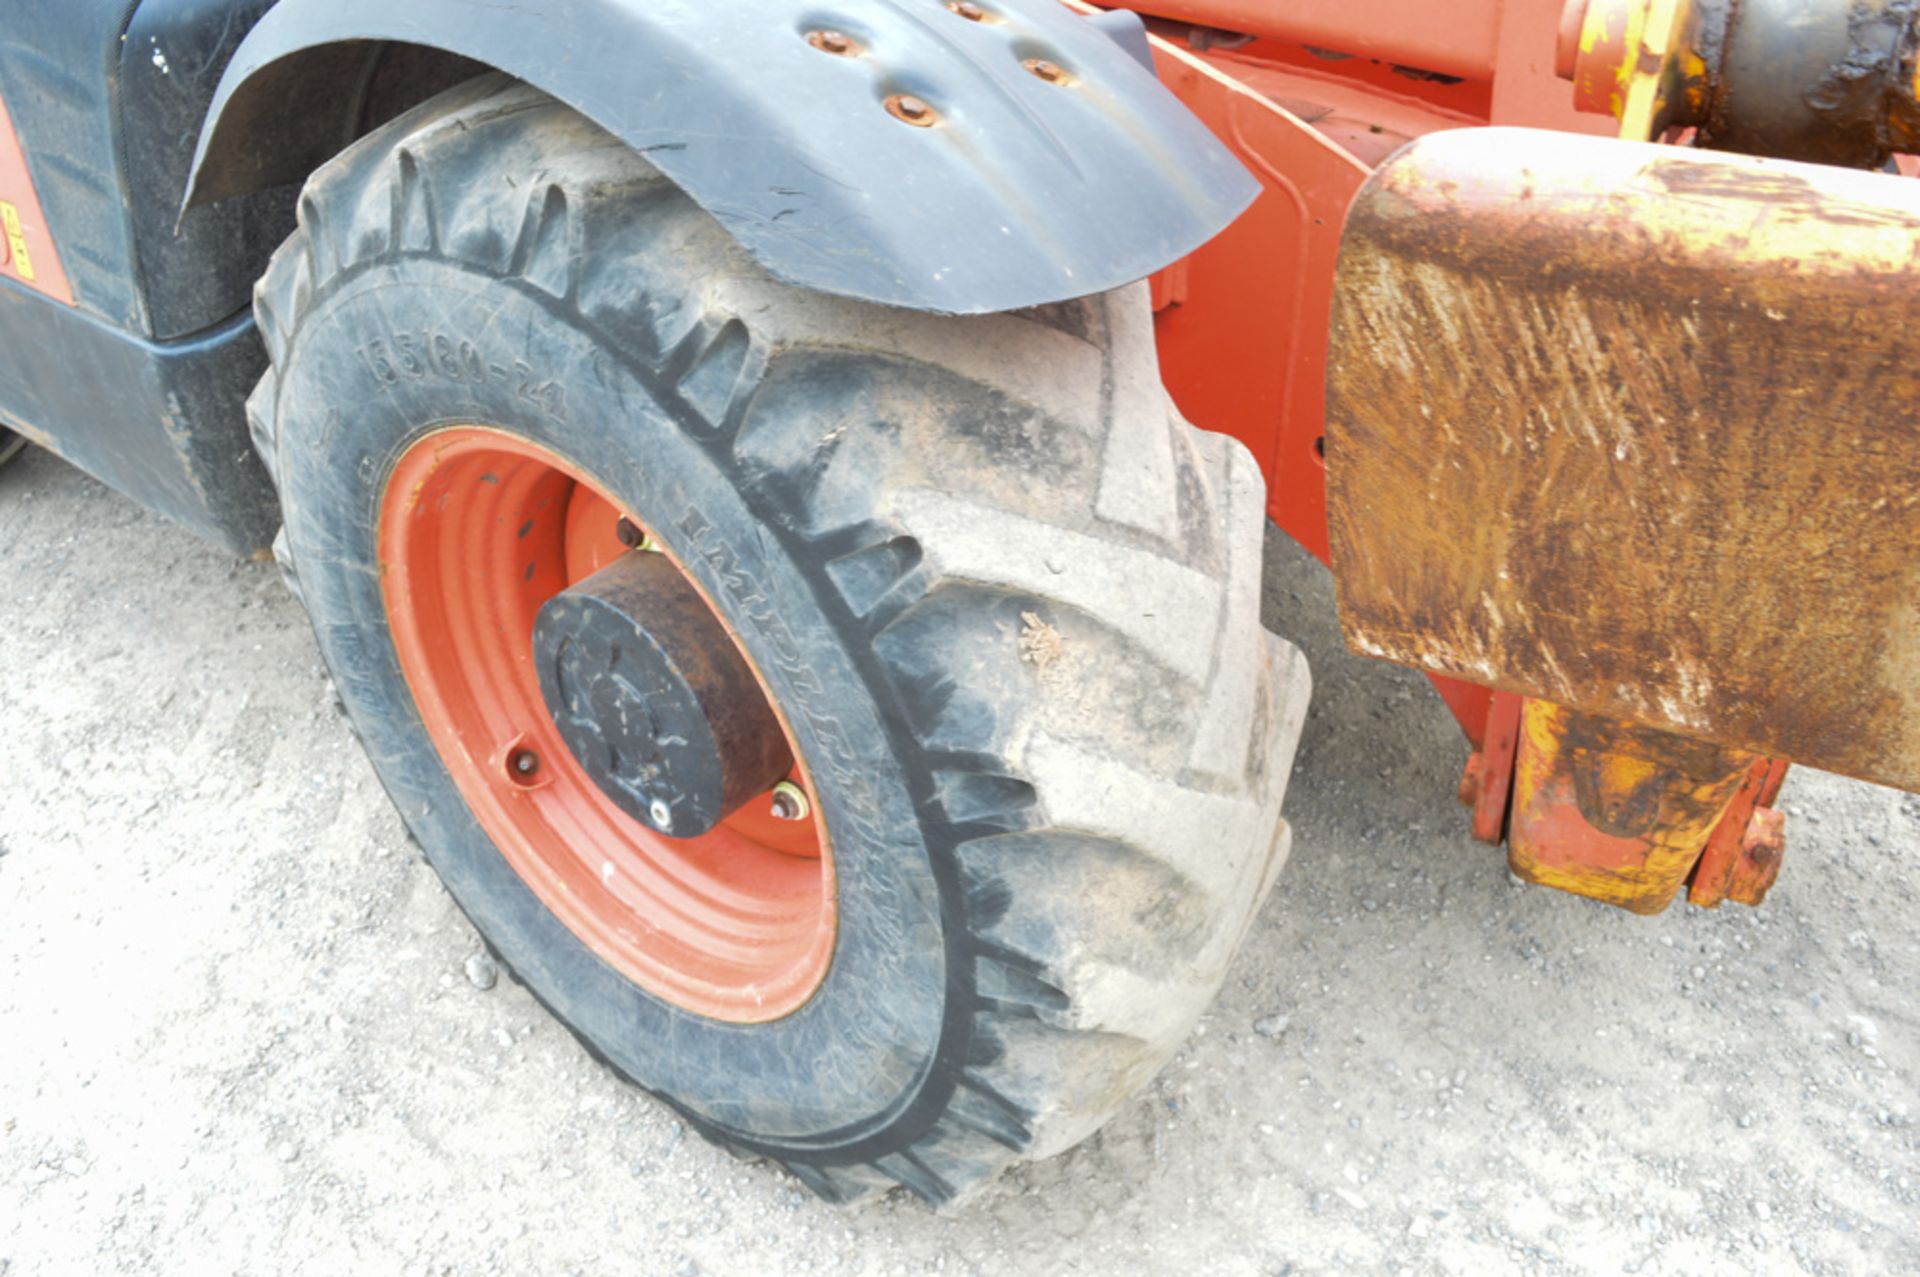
1687,758,1791,908
1556,0,1695,140
1459,691,1523,845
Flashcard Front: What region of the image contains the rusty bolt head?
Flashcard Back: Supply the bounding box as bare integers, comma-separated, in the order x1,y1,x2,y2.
615,517,645,549
1457,754,1485,807
1024,58,1067,84
948,1,988,20
806,29,856,56
885,93,938,126
770,780,812,822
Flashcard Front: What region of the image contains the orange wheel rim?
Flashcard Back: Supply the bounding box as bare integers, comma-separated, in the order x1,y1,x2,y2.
378,426,835,1022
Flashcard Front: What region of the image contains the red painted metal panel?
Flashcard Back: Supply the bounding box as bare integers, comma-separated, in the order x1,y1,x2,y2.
1124,0,1502,80
1466,692,1524,843
1144,42,1370,563
1138,10,1612,751
1134,7,1801,909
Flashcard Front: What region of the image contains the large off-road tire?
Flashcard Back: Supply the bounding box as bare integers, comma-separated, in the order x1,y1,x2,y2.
251,75,1310,1204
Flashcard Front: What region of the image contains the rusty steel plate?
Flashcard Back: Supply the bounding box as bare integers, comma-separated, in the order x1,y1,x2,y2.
1327,126,1920,793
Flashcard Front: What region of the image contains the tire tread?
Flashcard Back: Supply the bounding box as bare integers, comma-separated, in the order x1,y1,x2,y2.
253,74,1309,1207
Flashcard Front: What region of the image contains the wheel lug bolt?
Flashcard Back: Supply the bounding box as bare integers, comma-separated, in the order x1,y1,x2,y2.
649,798,674,831
511,749,540,777
1024,58,1066,84
770,781,812,822
948,1,987,20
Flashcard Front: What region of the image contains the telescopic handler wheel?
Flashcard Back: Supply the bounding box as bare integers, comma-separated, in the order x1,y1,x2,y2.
249,75,1310,1204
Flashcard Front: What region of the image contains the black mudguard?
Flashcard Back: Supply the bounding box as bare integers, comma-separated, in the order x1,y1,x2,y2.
186,0,1257,315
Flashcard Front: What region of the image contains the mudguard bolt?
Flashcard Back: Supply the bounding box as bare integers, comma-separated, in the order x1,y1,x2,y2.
1024,58,1067,84
886,94,938,126
807,29,856,56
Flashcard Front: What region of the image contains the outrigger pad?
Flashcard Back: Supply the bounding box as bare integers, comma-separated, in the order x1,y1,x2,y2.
1326,127,1920,793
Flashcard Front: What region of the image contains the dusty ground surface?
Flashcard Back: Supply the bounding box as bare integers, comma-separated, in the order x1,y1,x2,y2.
2,443,1916,1277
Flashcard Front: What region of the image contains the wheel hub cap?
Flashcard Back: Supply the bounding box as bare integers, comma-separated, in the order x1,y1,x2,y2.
533,550,794,838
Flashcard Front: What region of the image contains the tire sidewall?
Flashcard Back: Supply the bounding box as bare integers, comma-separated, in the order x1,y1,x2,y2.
274,257,955,1153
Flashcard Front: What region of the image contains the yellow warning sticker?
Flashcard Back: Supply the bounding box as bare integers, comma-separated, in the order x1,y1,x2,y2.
2,200,35,282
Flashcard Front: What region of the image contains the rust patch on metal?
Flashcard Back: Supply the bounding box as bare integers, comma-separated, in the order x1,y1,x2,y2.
1695,0,1920,166
1729,806,1788,899
1327,128,1920,793
1566,0,1920,163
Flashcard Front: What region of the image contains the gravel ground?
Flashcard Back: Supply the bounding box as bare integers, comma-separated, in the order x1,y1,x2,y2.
2,444,1916,1276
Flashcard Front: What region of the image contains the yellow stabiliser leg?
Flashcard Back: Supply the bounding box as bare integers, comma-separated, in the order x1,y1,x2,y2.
1506,701,1755,915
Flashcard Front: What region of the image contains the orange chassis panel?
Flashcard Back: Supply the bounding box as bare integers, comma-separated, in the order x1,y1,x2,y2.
1125,2,1784,910
1135,4,1609,755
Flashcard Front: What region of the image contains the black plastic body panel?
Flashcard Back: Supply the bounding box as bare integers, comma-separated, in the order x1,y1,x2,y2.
122,0,292,340
190,0,1259,316
0,2,477,551
0,0,300,338
0,278,276,554
0,0,146,327
0,0,285,550
0,0,1252,556
121,1,482,339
